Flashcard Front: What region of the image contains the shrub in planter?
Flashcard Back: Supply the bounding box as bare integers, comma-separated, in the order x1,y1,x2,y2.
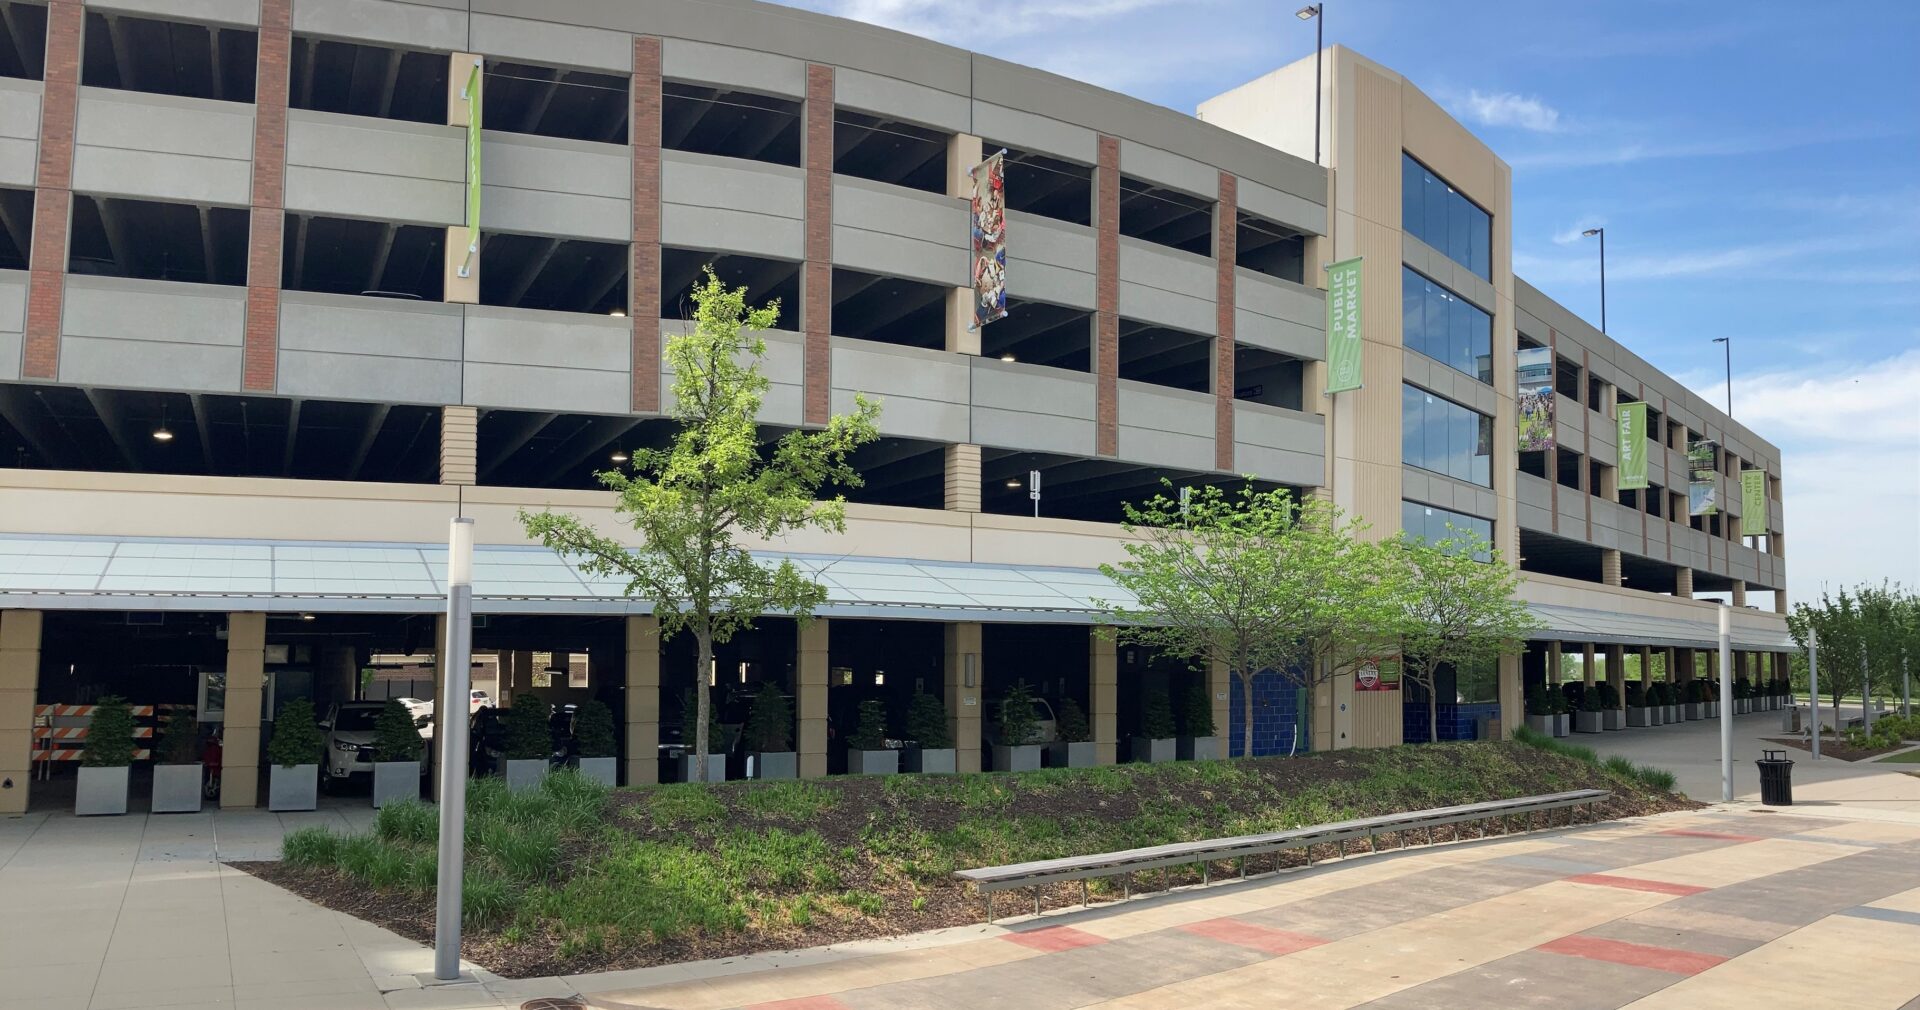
1133,688,1177,762
1574,686,1605,734
744,685,795,780
267,697,325,811
677,688,727,783
1178,682,1221,759
902,691,955,774
1548,686,1571,737
369,699,424,808
847,698,897,775
1048,696,1095,768
1524,685,1554,735
150,706,203,814
991,679,1044,772
1646,682,1668,725
77,695,135,816
1595,682,1625,731
502,699,552,792
571,699,618,786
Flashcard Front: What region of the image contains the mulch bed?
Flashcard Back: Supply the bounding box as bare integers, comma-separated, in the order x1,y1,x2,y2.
233,748,1694,979
1764,736,1917,763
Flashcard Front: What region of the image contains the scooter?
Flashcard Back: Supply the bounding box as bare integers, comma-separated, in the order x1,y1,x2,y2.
201,729,223,800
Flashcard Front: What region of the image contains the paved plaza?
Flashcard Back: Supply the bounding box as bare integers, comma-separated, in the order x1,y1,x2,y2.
3,711,1919,1010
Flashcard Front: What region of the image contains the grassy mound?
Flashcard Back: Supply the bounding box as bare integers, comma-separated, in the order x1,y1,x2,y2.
250,740,1687,977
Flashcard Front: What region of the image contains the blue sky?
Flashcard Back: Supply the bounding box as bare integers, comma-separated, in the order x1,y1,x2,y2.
778,0,1920,604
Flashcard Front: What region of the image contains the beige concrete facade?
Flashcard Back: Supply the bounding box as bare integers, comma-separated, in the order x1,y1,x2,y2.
220,612,266,809
0,609,40,814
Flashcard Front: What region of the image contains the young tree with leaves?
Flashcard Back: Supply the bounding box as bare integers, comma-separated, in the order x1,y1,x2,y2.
1390,524,1539,744
1097,481,1400,758
520,269,880,780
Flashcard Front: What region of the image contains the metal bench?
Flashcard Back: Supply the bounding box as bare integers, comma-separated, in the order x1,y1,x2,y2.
954,788,1611,921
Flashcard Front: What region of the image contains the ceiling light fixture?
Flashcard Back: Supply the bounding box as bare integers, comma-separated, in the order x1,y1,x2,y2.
1005,479,1021,488
151,425,173,442
610,449,629,463
609,309,626,317
1000,353,1016,362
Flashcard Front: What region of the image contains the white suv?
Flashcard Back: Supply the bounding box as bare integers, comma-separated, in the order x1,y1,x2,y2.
322,701,425,786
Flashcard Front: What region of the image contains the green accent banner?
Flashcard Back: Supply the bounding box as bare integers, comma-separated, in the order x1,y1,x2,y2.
1326,257,1363,394
1616,401,1648,490
1742,469,1767,533
462,62,481,275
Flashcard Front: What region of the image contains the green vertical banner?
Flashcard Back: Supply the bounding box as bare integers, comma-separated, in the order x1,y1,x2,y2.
1742,469,1767,532
1326,257,1363,394
1616,401,1648,490
460,61,482,278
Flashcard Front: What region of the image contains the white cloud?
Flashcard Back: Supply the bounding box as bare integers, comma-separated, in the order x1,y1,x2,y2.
1551,218,1606,246
1452,90,1561,132
1514,234,1913,285
1675,349,1920,603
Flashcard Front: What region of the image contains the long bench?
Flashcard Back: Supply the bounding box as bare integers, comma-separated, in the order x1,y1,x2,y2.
954,788,1611,921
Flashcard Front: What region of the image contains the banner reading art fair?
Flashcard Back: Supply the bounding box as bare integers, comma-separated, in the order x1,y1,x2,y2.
1516,346,1554,451
1687,438,1719,516
1326,257,1363,393
969,151,1007,328
1617,401,1648,490
1742,469,1767,532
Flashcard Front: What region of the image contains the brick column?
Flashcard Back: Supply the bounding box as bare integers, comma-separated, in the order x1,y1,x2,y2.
625,616,660,786
1089,630,1117,764
802,64,834,426
630,36,662,412
1094,135,1120,457
1601,548,1622,587
20,1,81,379
796,618,828,777
0,610,42,814
943,622,982,773
440,405,477,485
242,0,292,391
221,613,266,808
1214,172,1236,471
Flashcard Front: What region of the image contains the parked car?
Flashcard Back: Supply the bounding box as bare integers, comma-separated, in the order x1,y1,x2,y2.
320,701,423,789
983,696,1059,747
469,689,491,713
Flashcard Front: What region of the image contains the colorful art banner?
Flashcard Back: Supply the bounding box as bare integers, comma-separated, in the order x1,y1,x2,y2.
459,60,481,279
1687,438,1719,516
1354,656,1401,692
1516,346,1554,451
969,151,1007,328
1617,401,1648,490
1326,257,1363,393
1742,469,1767,533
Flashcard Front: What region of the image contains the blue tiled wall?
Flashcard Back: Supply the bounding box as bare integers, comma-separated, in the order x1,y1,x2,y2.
1401,701,1502,743
1228,669,1309,756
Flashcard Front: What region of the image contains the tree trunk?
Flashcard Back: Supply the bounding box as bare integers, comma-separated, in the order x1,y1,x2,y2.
1239,670,1254,759
694,629,713,783
1428,690,1438,745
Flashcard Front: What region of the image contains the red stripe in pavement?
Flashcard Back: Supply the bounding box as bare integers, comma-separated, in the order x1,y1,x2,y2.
1179,918,1327,956
743,997,852,1010
1538,935,1728,976
1660,829,1764,843
1566,873,1709,896
1001,925,1107,952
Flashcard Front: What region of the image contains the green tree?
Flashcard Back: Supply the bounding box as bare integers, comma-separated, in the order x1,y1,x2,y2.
1390,524,1540,744
848,699,890,751
501,700,550,761
156,707,200,766
1097,482,1400,758
1054,696,1090,744
267,698,325,768
1789,581,1920,720
520,269,880,780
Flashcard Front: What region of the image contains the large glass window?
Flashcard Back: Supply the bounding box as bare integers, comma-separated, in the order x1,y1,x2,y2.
1400,383,1492,487
1401,267,1491,383
1401,153,1490,279
1399,500,1494,561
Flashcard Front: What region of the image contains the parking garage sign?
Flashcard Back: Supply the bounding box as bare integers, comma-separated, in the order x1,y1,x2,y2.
1326,257,1363,393
1617,401,1648,490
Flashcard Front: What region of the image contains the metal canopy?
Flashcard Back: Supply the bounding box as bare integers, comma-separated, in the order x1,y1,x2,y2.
1526,602,1792,652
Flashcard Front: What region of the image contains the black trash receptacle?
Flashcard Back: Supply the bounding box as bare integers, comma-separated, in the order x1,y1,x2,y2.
1757,748,1794,806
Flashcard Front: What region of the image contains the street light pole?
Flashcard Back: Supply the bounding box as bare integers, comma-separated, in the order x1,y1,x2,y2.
1718,603,1732,802
432,516,475,982
1712,337,1732,418
1296,5,1323,167
1582,227,1606,333
1808,628,1820,761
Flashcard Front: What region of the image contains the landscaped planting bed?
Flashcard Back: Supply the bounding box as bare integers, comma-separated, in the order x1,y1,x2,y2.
239,740,1691,978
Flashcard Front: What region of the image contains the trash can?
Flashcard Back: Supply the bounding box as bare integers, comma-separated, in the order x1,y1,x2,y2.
1756,748,1794,806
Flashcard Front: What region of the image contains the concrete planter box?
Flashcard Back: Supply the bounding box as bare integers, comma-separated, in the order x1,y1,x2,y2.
991,744,1042,772
849,749,898,776
1603,710,1625,731
1047,741,1096,768
1553,714,1570,737
505,758,548,792
76,765,130,816
372,761,420,808
903,747,956,774
1667,705,1681,724
1131,737,1176,763
1737,699,1750,715
1525,714,1553,735
751,752,796,780
1573,711,1604,734
1650,707,1666,726
1627,707,1653,728
1179,736,1221,760
151,763,202,814
576,756,618,786
269,764,318,812
680,754,727,783
1685,702,1705,721
1706,702,1720,718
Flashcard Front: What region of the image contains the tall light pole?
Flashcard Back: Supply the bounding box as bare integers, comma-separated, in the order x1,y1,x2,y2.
433,516,475,982
1711,336,1732,417
1808,628,1820,760
1581,227,1606,333
1296,5,1322,167
1718,602,1732,802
